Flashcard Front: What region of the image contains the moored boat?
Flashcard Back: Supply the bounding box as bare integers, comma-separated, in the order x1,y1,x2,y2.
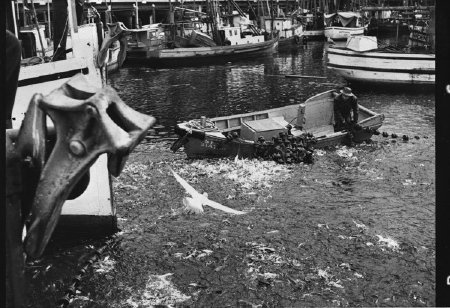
171,90,384,160
327,35,435,85
297,12,325,40
125,2,278,66
324,12,366,40
138,34,279,65
261,16,304,50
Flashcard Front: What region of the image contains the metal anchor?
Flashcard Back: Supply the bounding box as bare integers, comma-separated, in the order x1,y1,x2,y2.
5,74,155,307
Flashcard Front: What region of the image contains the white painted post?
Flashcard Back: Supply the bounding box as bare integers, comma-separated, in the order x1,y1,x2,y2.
11,1,18,37
47,0,51,39
135,0,139,28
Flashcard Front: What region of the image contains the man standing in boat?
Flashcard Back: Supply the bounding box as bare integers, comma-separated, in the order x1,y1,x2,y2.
333,87,359,131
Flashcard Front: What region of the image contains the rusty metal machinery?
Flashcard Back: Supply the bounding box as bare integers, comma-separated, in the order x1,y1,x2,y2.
5,74,155,307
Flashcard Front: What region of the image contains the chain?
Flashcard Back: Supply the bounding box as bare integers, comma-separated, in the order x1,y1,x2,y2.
56,237,120,307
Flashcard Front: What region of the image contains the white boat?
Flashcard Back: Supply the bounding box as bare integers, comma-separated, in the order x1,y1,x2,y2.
302,29,325,39
324,26,365,40
11,1,118,233
327,36,435,85
324,12,366,40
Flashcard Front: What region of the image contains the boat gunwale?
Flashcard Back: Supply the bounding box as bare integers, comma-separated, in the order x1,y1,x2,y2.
157,35,279,54
324,26,366,31
177,90,383,140
328,47,436,58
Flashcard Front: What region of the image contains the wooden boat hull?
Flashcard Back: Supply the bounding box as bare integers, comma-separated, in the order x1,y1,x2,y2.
302,30,325,40
324,26,365,40
278,35,303,50
173,91,384,159
126,36,279,66
327,46,435,85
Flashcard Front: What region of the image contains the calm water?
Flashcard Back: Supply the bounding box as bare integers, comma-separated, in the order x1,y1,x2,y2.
109,39,435,249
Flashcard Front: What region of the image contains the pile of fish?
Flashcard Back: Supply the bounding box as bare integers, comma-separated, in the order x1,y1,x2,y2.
252,132,316,164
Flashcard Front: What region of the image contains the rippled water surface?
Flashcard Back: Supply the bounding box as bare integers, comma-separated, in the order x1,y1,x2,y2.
110,40,435,251
23,37,436,307
110,39,434,243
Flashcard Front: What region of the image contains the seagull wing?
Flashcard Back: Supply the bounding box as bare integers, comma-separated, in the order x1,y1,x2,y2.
169,167,202,199
203,199,246,215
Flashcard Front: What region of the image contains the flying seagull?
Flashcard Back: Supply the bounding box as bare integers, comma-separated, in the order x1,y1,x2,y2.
169,167,246,215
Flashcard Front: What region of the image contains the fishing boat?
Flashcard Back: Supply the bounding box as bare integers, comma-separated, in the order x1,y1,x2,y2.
324,11,366,40
125,2,278,66
327,34,435,86
257,2,304,50
171,90,384,159
297,12,325,40
261,16,303,50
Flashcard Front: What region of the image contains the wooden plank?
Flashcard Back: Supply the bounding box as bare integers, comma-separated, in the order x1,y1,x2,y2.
285,74,326,79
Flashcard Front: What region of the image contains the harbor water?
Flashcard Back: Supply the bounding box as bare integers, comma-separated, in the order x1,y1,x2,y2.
110,38,434,301
109,39,435,251
26,38,435,307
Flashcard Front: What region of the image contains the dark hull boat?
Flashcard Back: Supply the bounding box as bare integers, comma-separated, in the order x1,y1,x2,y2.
127,34,279,66
171,91,384,159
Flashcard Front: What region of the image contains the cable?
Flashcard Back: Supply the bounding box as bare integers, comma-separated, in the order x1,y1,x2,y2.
50,16,69,62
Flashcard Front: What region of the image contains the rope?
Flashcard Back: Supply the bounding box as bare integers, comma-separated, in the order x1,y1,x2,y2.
187,118,217,131
50,16,69,62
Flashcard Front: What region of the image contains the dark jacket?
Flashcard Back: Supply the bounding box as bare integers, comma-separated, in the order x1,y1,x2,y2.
334,93,358,123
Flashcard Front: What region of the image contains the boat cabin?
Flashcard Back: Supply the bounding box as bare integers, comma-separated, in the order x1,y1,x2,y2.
263,17,303,39
127,24,164,49
219,11,265,45
324,12,364,28
220,25,264,45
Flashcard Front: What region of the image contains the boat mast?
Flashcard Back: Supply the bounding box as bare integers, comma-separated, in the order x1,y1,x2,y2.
30,0,46,57
206,0,222,45
270,0,274,34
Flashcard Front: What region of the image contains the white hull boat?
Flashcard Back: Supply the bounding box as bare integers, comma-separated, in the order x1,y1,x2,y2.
327,36,435,85
324,26,365,40
324,12,366,41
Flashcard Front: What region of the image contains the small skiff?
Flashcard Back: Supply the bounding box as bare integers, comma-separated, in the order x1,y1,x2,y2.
171,90,384,159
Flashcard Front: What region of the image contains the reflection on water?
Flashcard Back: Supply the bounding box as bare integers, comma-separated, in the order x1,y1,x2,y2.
110,42,343,129
109,39,435,249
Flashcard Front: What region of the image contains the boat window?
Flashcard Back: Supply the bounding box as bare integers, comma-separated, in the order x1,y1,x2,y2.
234,30,237,35
229,30,232,36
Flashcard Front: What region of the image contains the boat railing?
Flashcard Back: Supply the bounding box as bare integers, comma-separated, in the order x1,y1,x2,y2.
212,103,300,132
